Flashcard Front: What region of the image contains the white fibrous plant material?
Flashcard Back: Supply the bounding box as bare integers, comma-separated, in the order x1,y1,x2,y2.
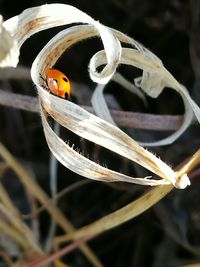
0,15,19,67
90,47,198,146
2,4,199,189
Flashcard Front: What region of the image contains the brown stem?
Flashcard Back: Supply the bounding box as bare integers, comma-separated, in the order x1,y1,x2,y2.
0,89,184,131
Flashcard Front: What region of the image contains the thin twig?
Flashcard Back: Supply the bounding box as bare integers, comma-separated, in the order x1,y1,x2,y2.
0,67,31,80
23,180,92,220
0,89,184,131
26,235,95,267
0,89,39,112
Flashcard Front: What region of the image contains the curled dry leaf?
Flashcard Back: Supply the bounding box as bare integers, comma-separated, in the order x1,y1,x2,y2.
3,4,121,83
40,103,168,187
0,15,19,67
91,73,147,127
112,72,147,105
38,88,190,189
30,19,190,188
90,46,199,146
3,4,198,189
91,84,117,126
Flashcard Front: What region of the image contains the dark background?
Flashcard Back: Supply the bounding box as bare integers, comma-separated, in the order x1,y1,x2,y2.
0,0,200,266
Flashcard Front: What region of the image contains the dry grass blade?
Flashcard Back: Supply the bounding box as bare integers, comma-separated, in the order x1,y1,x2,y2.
0,142,104,267
0,204,43,255
57,149,200,243
0,218,29,252
3,4,121,80
27,235,93,267
61,185,173,243
0,166,43,256
41,106,168,186
0,251,14,267
91,84,117,126
112,72,147,104
0,15,19,67
40,88,190,188
90,47,199,146
0,183,23,221
30,21,191,188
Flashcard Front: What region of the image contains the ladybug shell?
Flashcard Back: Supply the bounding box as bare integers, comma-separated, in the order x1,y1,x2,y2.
46,68,71,99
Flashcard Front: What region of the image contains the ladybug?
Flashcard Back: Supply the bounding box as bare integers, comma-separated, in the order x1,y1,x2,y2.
42,68,71,99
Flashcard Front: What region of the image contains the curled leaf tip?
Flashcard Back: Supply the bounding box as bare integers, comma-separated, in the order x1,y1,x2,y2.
175,174,191,189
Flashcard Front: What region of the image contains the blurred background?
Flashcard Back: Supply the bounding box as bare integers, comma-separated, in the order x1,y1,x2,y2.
0,0,200,266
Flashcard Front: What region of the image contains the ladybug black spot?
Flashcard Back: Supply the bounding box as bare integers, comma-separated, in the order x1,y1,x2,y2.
64,92,69,99
63,77,68,82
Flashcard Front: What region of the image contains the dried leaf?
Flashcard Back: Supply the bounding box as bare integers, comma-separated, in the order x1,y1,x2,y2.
3,4,197,189
0,15,19,67
28,10,192,188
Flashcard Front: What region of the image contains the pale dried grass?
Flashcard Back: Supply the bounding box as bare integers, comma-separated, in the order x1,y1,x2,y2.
0,3,200,266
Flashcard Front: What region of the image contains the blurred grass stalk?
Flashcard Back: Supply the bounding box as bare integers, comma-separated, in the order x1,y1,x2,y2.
0,141,199,264
55,149,200,245
0,142,103,267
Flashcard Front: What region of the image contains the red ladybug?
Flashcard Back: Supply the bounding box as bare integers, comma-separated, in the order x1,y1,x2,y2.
44,68,71,99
